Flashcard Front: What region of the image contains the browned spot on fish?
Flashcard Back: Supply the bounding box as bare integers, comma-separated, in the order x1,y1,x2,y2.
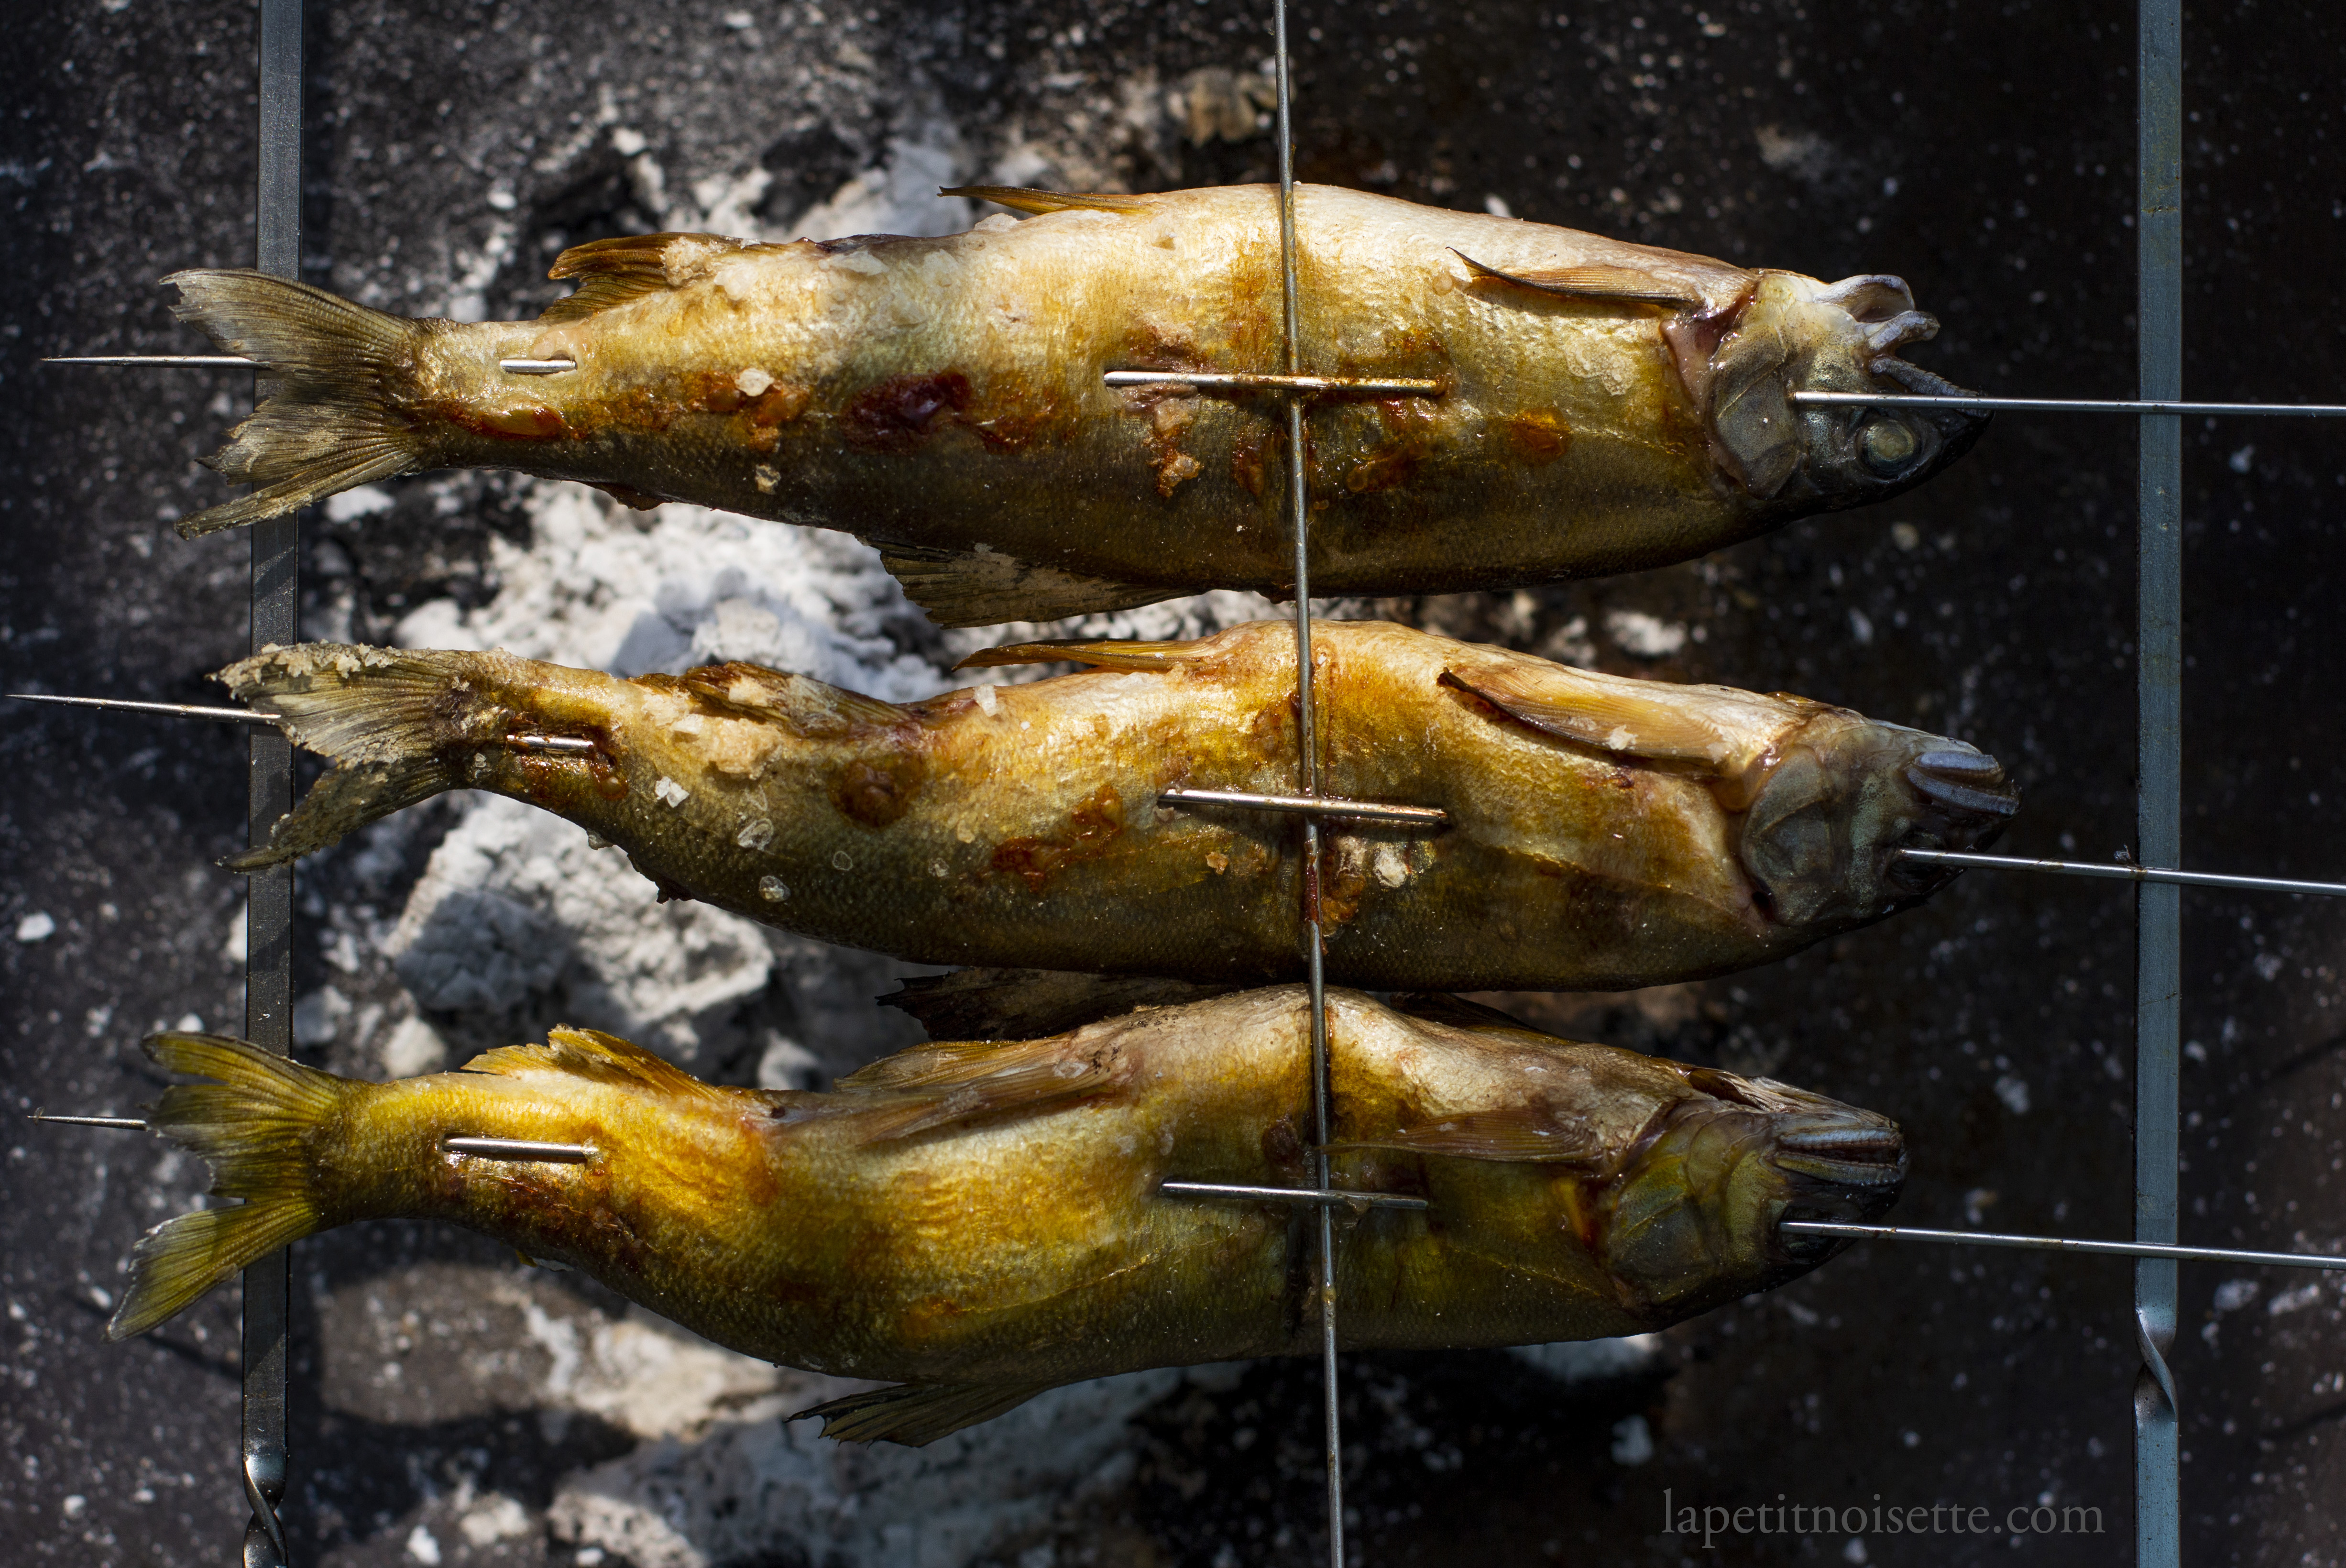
750,384,811,427
989,783,1127,892
678,370,747,416
842,371,971,452
589,481,664,510
1141,395,1202,497
1320,837,1370,928
1342,397,1437,494
1261,1116,1305,1178
829,752,926,829
1230,420,1272,496
965,375,1063,454
1504,409,1574,463
434,399,568,441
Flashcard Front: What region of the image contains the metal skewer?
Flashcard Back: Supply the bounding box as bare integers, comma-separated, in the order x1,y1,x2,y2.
1795,390,2346,418
1903,846,2346,899
28,1112,149,1131
8,691,599,756
1104,370,1439,396
1163,1181,1428,1212
1786,1221,2346,1273
45,353,577,376
30,1114,597,1167
1157,787,1449,828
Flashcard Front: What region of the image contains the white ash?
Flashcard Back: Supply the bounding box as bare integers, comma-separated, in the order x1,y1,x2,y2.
549,1370,1185,1568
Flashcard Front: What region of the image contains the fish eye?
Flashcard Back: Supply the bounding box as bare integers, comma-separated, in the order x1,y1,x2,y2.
1858,417,1921,475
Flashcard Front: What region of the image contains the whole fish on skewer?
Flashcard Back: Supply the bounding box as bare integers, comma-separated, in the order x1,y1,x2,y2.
100,987,1905,1444
219,620,2017,992
157,184,1984,625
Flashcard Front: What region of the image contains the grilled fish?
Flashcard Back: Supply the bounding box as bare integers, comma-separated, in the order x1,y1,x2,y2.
105,987,1905,1443
222,620,2017,991
161,184,1984,625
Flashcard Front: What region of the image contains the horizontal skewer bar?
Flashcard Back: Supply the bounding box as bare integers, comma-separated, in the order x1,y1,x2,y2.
443,1136,596,1162
44,354,577,375
10,692,596,755
1786,1220,2346,1272
11,692,275,724
43,355,260,368
1794,390,2346,418
1903,846,2346,899
1105,369,1443,396
1156,786,1449,827
28,1112,148,1130
1162,1180,1430,1212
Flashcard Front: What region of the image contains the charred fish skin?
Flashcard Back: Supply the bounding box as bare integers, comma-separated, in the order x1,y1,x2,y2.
103,988,1904,1444
162,186,1983,625
221,621,2017,992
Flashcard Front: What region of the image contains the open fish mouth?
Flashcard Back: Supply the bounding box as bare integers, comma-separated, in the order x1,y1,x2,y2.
1768,1100,1907,1262
1905,746,2020,825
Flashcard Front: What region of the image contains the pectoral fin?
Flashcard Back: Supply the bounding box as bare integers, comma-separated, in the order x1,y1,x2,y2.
677,662,907,734
1438,666,1737,769
877,543,1182,629
1327,1105,1604,1164
941,185,1149,216
1454,251,1704,309
879,967,1237,1042
793,1379,1063,1446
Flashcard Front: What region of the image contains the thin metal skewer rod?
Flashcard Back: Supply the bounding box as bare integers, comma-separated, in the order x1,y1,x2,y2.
28,1112,149,1131
43,355,260,368
1786,1221,2346,1273
1157,787,1448,828
1104,369,1441,396
1268,6,1344,1564
1794,390,2346,418
443,1137,597,1163
1162,1181,1428,1212
1903,847,2346,899
44,353,578,376
8,691,596,757
10,692,277,725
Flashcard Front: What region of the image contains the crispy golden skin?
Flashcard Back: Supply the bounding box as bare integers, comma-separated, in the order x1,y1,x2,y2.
223,621,2016,991
109,988,1904,1443
164,185,1984,623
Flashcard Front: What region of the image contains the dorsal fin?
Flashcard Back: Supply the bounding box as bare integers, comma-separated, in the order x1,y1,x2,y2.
1453,250,1703,309
876,544,1180,629
879,966,1236,1041
539,232,751,322
954,637,1208,674
792,1379,1062,1446
1324,1104,1608,1165
462,1026,723,1102
1438,666,1739,770
941,185,1148,217
677,661,907,734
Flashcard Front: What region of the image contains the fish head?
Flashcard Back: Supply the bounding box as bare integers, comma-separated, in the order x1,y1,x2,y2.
1602,1068,1906,1313
1702,270,1986,511
1735,710,2018,929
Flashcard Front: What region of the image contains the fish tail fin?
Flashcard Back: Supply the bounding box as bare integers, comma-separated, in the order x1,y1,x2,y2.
163,269,427,538
216,644,518,870
108,1033,356,1339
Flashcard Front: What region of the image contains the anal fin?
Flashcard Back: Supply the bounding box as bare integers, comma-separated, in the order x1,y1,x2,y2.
877,543,1182,629
793,1379,1063,1446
